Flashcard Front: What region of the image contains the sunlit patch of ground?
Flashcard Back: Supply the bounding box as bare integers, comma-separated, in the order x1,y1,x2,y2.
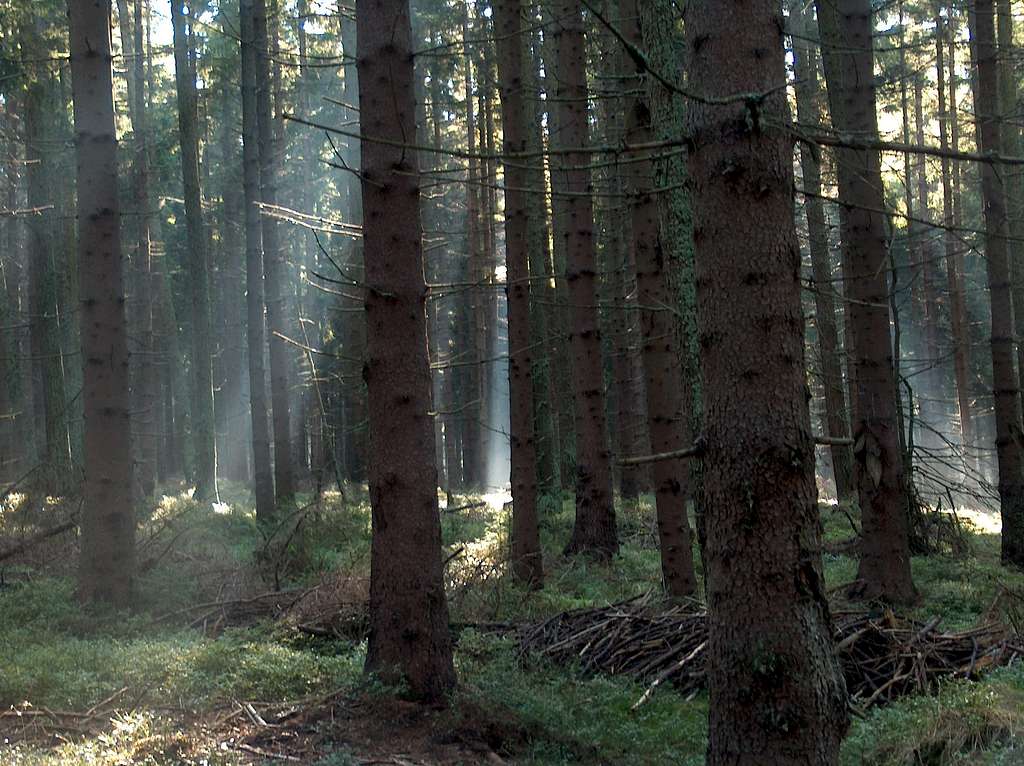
951,506,1002,535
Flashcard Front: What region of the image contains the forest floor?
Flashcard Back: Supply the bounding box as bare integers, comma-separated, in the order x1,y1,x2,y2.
2,482,1024,764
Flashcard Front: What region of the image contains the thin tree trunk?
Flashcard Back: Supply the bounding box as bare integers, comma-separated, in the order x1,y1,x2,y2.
622,0,695,597
494,0,543,586
171,0,217,502
969,0,1024,565
816,0,917,604
240,0,276,521
687,2,849,761
790,0,855,507
556,0,617,559
69,0,135,608
253,0,295,504
935,10,976,469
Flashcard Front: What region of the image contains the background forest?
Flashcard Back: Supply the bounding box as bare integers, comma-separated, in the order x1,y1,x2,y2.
3,0,1024,763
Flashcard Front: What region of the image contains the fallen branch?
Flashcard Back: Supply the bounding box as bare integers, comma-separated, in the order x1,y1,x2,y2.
619,434,851,466
0,517,78,562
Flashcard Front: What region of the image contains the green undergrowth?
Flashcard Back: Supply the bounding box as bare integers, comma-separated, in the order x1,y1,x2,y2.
3,486,1024,764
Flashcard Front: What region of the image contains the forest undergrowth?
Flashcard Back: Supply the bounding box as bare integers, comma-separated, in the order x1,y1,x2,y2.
2,484,1024,765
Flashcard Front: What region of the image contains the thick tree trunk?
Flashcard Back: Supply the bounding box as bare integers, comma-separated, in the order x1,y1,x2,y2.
240,0,276,521
556,0,617,558
686,2,850,762
171,0,217,502
69,0,135,608
790,0,855,507
816,0,917,604
970,0,1024,565
620,0,695,597
357,0,456,701
935,12,976,469
494,0,543,586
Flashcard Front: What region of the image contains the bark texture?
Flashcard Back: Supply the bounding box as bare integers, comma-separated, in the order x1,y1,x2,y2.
70,0,135,608
686,3,850,762
970,0,1024,565
621,0,696,597
555,0,617,558
357,0,456,701
816,0,917,604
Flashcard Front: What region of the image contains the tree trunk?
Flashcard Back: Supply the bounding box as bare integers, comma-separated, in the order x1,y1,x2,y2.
969,0,1024,566
494,0,543,586
171,0,217,502
935,10,976,471
69,0,135,608
556,0,617,558
620,0,696,597
686,2,850,761
790,0,856,507
357,0,456,701
240,0,276,521
996,0,1024,409
816,0,917,605
253,0,295,504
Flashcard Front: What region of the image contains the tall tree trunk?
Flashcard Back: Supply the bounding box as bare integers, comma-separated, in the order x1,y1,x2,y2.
337,12,367,484
494,0,543,586
116,0,159,497
523,14,561,495
913,75,942,423
240,0,276,521
254,0,295,504
816,0,917,604
935,10,976,470
357,0,456,701
556,0,617,558
24,78,70,492
686,2,850,761
997,0,1024,404
970,0,1024,566
790,0,856,507
461,1,484,489
69,0,135,608
620,0,696,597
540,18,577,489
171,0,217,502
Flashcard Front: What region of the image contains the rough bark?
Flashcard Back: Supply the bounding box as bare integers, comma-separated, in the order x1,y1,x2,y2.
358,0,456,701
240,0,276,521
621,0,695,597
69,0,135,608
494,0,543,586
171,0,217,502
816,0,917,604
970,0,1024,565
556,0,617,559
686,2,850,761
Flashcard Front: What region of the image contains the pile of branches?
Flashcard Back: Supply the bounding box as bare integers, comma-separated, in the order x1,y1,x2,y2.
518,601,1024,709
